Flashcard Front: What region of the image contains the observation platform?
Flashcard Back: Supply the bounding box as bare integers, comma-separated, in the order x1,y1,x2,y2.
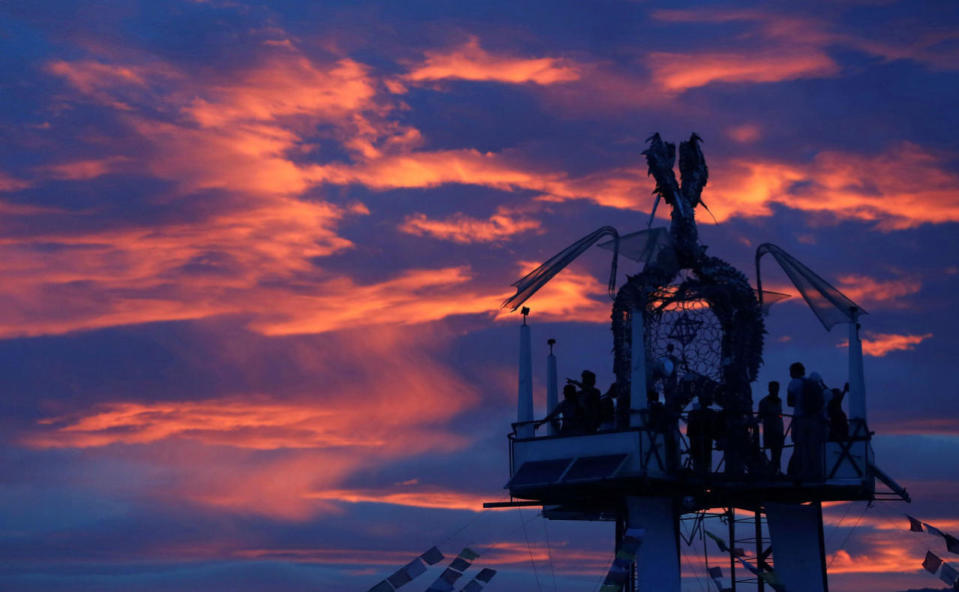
500,418,884,516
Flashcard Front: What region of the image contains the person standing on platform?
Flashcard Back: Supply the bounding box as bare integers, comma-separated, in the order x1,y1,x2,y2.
568,370,602,433
537,384,584,435
797,372,828,479
786,362,806,477
687,392,715,473
758,381,785,473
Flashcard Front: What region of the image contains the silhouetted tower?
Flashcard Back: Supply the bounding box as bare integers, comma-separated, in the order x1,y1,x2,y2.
487,134,908,591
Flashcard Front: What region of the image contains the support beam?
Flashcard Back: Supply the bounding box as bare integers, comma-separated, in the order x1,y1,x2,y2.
766,502,829,592
629,308,648,427
627,497,681,591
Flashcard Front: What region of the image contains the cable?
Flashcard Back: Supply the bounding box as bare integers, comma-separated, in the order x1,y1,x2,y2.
541,516,559,592
828,502,870,568
519,508,545,592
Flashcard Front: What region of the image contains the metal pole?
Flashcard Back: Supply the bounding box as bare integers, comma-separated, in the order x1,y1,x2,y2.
546,339,558,436
755,509,765,592
847,311,866,431
517,309,534,438
729,507,736,592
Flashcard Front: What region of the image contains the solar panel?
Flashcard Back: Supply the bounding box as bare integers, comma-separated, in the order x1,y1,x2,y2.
562,454,628,482
508,458,573,487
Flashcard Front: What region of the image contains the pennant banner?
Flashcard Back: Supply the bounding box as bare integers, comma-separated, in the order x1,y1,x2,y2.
425,548,481,592
597,528,644,592
913,519,959,556
456,568,497,592
940,562,959,587
923,550,943,574
906,514,923,533
368,547,446,592
706,565,730,592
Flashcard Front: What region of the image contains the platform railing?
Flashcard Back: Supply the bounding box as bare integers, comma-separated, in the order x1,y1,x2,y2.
508,410,871,484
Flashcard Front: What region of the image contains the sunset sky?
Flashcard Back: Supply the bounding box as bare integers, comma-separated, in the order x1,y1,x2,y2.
2,1,959,591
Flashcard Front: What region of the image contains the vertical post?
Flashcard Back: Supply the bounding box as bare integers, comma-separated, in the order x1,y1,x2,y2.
755,510,765,592
517,308,534,439
729,507,737,592
630,307,648,427
847,310,866,430
546,339,558,436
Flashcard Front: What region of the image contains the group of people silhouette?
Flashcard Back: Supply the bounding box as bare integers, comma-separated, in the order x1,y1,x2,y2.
534,355,852,480
535,370,617,435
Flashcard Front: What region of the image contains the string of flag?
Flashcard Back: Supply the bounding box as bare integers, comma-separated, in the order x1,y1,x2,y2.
425,548,481,592
365,546,497,592
367,547,445,592
906,514,959,554
921,551,959,589
906,515,959,589
704,531,783,592
706,566,730,592
598,527,644,592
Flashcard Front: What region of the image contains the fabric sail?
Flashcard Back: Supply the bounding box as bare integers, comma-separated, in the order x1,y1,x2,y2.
503,226,619,311
755,243,866,330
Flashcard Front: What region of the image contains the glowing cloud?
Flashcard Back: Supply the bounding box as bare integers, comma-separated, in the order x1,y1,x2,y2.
647,50,838,92
837,332,933,357
406,37,580,85
399,207,542,243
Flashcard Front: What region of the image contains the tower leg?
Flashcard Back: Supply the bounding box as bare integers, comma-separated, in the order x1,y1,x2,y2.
766,501,829,592
615,515,636,592
627,496,681,592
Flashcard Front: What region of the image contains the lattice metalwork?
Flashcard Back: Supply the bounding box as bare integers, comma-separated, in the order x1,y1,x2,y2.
646,273,724,403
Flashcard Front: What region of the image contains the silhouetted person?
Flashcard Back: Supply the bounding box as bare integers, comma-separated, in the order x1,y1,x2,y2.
828,385,850,442
792,371,828,480
599,382,618,431
786,362,805,409
786,362,805,476
570,370,602,432
758,381,785,473
537,384,584,435
687,393,715,473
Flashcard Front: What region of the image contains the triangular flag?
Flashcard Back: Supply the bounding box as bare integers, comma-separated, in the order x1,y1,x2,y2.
906,514,923,532
940,562,959,586
923,550,943,574
421,546,444,565
475,569,496,583
945,534,959,555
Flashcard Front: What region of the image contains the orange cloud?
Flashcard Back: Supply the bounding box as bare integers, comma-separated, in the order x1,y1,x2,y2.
839,332,934,357
0,171,31,192
826,535,929,575
307,487,493,512
41,156,129,180
647,50,838,92
399,206,542,243
705,143,959,227
24,327,483,519
406,37,580,85
835,274,920,308
494,262,612,324
727,124,762,143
